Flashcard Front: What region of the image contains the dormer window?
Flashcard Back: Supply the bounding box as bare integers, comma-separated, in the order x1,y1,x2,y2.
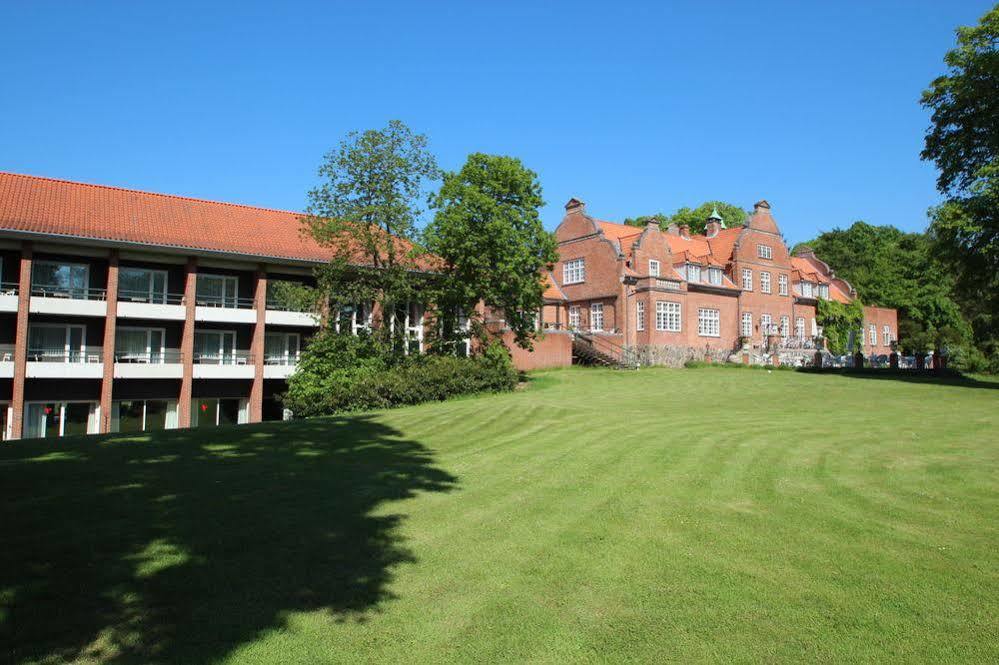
818,284,830,300
649,260,660,277
687,264,701,283
801,281,814,298
708,267,722,285
758,245,773,260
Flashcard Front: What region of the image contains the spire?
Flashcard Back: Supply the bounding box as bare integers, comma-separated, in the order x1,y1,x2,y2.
705,207,724,238
708,206,722,221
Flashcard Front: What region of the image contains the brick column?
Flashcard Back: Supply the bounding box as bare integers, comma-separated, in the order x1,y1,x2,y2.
249,267,266,423
9,243,32,440
99,251,119,433
178,258,197,428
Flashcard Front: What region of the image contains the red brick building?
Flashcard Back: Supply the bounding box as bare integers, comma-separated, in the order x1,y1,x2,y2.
550,197,897,365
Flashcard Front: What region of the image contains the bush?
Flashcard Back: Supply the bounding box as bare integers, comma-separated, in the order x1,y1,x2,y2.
284,334,518,417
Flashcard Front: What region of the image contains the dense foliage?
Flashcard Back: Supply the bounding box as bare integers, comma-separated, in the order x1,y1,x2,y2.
920,5,999,372
815,298,865,355
624,201,749,235
284,332,517,417
425,153,558,349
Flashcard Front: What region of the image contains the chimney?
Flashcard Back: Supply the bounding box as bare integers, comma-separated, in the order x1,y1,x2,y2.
679,224,690,239
705,207,723,238
666,223,680,236
753,199,771,212
646,218,661,232
564,197,586,213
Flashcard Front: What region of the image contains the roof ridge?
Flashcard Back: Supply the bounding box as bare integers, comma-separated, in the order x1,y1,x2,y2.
0,170,304,217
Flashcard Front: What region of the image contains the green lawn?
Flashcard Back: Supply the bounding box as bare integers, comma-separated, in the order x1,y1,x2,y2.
2,368,998,664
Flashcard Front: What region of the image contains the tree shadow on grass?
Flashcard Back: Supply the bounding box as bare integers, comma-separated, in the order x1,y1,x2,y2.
797,367,999,390
0,415,458,664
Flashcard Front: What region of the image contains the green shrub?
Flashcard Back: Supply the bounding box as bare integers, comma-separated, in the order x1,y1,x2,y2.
284,334,518,417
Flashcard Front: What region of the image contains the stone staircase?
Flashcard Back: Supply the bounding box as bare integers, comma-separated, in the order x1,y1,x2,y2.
571,333,638,369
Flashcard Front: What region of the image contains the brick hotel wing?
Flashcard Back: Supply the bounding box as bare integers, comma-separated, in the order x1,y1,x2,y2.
551,197,896,362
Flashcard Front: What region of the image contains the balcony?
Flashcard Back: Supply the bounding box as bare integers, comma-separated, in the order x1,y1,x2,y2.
192,351,255,379
0,343,13,378
113,349,184,379
194,296,256,324
116,291,186,321
26,347,104,378
263,354,299,379
264,299,319,327
29,286,108,317
0,282,18,312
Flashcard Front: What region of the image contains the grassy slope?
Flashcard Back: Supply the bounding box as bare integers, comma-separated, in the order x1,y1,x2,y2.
1,368,997,664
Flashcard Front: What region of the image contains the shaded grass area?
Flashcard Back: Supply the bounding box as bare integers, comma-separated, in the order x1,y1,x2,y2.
2,367,998,663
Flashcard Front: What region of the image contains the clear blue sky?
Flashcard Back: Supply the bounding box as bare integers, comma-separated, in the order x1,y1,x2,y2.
1,1,992,245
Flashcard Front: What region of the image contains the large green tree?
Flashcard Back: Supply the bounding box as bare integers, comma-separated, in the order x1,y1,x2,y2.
425,153,558,349
624,201,749,235
302,120,440,346
921,5,999,369
794,222,970,354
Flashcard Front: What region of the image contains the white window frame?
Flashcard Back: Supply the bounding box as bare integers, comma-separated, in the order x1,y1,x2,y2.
111,399,179,432
795,317,805,340
778,274,788,296
869,324,877,345
568,305,581,330
115,326,167,363
193,329,238,364
741,312,752,337
883,325,891,347
761,313,772,335
801,281,814,298
264,332,301,365
636,301,645,331
697,308,720,337
196,273,239,308
757,244,773,260
687,264,701,283
191,397,249,427
590,303,604,332
818,284,830,300
780,315,790,339
648,260,660,277
118,267,169,304
24,401,100,438
28,323,87,363
709,267,722,285
563,258,585,285
760,271,772,294
742,268,753,291
656,301,681,332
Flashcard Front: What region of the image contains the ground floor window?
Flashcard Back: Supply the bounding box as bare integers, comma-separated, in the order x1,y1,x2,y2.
568,305,580,330
796,317,805,340
869,324,877,345
1,403,9,441
636,301,645,331
760,314,772,335
883,325,892,347
741,312,752,337
192,398,248,428
262,398,293,422
111,399,178,433
780,316,790,339
698,308,720,337
656,301,681,332
24,401,99,439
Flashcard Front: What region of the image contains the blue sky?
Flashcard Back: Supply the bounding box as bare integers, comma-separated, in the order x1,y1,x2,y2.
0,1,992,245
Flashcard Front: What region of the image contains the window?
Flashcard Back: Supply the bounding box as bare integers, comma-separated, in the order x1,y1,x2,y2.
801,281,814,298
687,264,701,283
709,267,722,285
636,301,645,331
337,302,373,335
796,317,805,339
780,315,790,339
119,267,168,304
28,324,86,362
265,332,301,365
869,324,877,345
193,330,237,364
196,274,239,307
568,305,581,329
761,313,772,335
741,312,752,337
192,398,248,427
778,274,788,296
818,284,830,300
590,303,604,331
405,302,425,354
742,269,753,291
564,258,585,284
698,308,720,337
115,327,166,363
757,245,773,260
883,325,891,347
760,271,772,294
648,260,660,277
32,260,90,298
24,401,100,439
655,301,681,332
811,318,818,337
112,399,178,433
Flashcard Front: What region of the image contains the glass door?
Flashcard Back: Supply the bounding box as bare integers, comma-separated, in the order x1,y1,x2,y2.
194,330,236,364
196,274,238,307
28,325,86,362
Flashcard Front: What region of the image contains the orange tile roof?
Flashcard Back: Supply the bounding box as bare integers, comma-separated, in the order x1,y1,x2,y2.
0,171,430,268
597,221,642,243
542,271,567,300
